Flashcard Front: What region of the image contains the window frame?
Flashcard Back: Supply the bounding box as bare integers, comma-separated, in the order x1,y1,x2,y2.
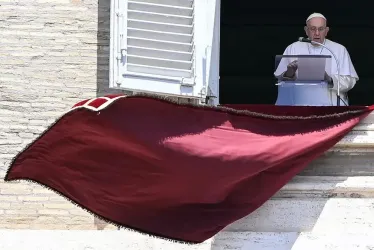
109,0,221,104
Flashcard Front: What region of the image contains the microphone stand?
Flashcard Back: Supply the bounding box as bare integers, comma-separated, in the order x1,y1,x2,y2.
308,40,342,106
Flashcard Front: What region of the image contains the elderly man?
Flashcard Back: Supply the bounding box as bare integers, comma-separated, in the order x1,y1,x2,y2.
274,13,358,106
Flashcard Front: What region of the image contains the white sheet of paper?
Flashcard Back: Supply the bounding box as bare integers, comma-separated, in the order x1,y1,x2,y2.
297,57,326,81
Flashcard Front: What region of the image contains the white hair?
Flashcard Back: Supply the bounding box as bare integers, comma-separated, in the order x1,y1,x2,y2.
306,13,326,23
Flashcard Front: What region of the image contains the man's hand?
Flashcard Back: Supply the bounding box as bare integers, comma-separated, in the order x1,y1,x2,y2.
324,72,332,81
285,60,298,78
324,72,333,87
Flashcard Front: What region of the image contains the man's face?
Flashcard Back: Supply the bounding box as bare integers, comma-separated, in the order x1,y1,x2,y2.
304,17,329,44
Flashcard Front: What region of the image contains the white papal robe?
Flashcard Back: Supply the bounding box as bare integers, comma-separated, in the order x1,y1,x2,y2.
274,39,358,106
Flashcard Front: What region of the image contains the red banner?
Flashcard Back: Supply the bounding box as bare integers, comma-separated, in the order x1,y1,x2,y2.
5,94,374,243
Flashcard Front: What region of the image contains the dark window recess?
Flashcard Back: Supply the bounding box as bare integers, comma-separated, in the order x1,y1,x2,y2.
219,0,374,106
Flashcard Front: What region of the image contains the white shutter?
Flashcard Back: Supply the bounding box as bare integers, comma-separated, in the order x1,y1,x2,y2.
109,0,220,104
204,0,220,106
126,0,194,79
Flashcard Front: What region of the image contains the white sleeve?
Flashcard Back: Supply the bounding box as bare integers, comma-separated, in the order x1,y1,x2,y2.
274,45,292,78
330,75,357,93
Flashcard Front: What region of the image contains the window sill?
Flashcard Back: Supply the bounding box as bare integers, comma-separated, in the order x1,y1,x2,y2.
334,111,374,151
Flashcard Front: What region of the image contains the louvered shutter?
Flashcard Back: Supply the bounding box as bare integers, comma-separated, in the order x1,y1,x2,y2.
126,0,194,79
110,0,220,104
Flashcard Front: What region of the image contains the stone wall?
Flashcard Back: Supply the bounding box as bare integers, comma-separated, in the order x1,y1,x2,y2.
0,0,122,229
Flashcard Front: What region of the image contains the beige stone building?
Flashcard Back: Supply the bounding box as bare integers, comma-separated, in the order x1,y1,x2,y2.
0,0,216,248
0,0,121,230
1,0,374,249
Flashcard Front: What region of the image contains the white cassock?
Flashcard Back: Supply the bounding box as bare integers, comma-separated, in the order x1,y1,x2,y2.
274,39,358,106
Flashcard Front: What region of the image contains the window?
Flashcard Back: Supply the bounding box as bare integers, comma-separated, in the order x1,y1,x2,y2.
110,0,220,105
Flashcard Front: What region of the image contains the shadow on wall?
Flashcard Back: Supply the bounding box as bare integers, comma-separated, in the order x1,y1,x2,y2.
96,0,132,97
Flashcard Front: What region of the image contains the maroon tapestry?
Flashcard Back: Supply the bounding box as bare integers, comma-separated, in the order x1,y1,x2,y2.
5,94,373,243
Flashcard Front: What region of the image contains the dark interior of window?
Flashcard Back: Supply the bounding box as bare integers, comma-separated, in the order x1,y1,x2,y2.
219,1,374,106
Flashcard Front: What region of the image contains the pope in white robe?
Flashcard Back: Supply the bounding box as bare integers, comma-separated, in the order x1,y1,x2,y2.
274,13,359,106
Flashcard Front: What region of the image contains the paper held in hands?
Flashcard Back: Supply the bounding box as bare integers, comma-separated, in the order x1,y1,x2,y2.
297,55,330,81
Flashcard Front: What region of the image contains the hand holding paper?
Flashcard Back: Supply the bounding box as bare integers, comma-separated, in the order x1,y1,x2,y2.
285,60,298,77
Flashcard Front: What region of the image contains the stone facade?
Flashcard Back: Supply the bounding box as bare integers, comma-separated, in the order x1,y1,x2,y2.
0,0,210,232
0,0,123,230
2,1,374,249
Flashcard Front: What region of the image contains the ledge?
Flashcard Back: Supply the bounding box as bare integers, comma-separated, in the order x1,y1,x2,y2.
335,112,374,149
274,176,374,198
0,230,212,250
1,230,372,250
224,197,374,232
213,231,374,250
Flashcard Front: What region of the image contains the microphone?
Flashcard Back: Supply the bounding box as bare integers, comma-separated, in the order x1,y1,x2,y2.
298,37,343,106
298,37,312,43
